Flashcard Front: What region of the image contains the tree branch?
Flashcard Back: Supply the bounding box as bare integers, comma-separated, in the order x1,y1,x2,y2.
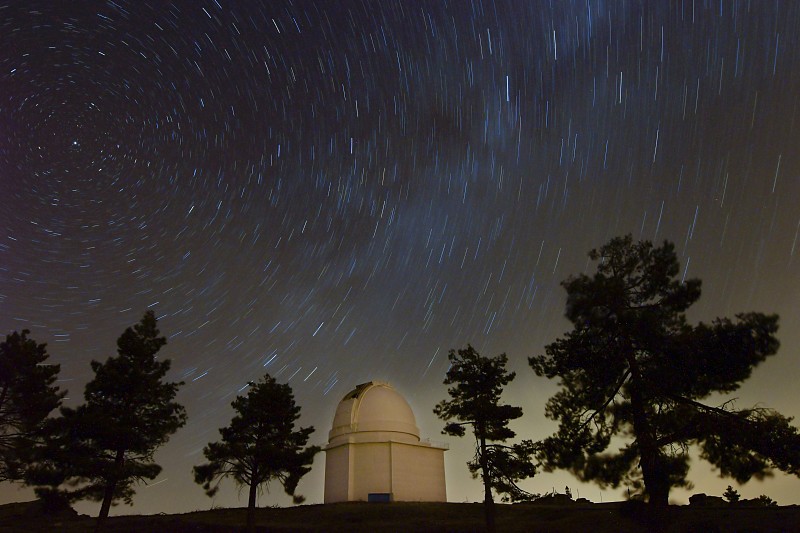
577,370,630,433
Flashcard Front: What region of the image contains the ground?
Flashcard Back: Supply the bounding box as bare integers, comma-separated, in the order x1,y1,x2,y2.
1,500,798,532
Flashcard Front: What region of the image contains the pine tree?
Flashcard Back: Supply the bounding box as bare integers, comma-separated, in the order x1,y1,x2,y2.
31,311,186,525
723,485,740,503
434,345,537,533
194,373,319,533
531,235,800,506
0,330,64,482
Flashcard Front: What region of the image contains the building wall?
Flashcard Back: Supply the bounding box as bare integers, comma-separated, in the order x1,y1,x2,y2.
324,440,446,503
350,442,392,500
323,444,351,503
391,442,447,502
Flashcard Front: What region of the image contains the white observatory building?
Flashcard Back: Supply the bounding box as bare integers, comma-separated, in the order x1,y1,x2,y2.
323,381,448,503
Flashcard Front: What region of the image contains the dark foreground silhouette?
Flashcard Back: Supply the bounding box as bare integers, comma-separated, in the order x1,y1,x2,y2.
1,499,799,532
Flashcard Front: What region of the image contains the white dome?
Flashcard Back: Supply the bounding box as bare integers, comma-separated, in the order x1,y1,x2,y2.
328,381,420,444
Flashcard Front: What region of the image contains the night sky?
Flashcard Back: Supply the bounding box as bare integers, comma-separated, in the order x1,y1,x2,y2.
2,0,799,515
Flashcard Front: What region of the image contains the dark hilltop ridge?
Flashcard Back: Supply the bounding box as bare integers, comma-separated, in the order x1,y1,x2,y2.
2,499,800,533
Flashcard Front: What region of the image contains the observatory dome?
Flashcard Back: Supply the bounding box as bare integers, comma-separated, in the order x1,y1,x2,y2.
328,381,420,445
324,380,447,503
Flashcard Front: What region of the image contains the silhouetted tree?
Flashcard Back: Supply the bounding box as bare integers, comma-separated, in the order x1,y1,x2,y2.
30,311,186,527
434,345,537,533
751,494,778,507
723,485,740,503
194,373,320,533
530,235,800,506
0,330,64,482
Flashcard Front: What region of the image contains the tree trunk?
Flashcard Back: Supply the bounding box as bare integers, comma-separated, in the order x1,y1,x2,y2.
96,448,125,531
246,479,258,533
479,435,496,533
627,361,669,507
646,474,670,507
635,425,668,506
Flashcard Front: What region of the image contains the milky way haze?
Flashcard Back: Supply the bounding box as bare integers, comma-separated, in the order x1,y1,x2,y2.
2,0,799,514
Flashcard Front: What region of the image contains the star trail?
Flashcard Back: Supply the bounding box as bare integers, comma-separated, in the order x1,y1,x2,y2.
1,0,799,514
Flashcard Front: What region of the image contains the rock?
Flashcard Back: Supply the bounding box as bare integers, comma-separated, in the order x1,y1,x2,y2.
689,493,727,507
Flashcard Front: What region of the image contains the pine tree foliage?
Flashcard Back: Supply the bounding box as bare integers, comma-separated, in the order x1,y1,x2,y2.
723,485,740,503
29,311,186,520
530,235,800,506
0,330,64,482
434,345,536,532
194,373,319,532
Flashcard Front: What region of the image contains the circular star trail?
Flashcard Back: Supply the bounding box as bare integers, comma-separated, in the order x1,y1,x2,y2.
1,0,799,513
